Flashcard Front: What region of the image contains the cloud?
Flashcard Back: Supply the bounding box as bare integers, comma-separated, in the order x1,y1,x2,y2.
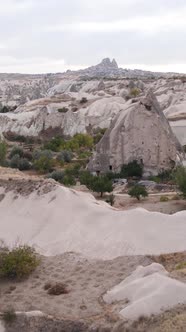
45,8,186,34
0,0,186,73
0,56,65,73
0,0,34,15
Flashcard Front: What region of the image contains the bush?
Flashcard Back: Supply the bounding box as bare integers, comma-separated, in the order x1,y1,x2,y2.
130,88,140,97
120,160,143,178
33,149,53,160
0,245,39,280
160,196,169,202
79,170,93,186
58,107,69,113
33,150,54,173
65,164,81,177
34,156,54,173
63,175,76,186
48,170,64,183
73,133,93,149
88,176,113,197
2,308,16,324
174,166,186,198
43,137,64,152
57,150,73,164
0,141,7,166
9,146,24,159
9,155,31,171
78,151,92,159
128,185,148,200
80,97,88,104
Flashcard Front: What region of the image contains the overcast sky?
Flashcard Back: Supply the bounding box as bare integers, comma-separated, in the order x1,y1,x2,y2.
0,0,186,73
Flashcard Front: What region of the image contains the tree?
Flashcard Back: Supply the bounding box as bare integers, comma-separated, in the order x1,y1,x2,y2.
79,170,94,186
175,166,186,198
10,154,31,171
73,133,93,149
128,185,148,201
88,176,113,197
48,170,64,183
34,155,54,173
120,160,143,178
63,175,76,186
0,141,7,166
9,146,24,159
57,150,73,164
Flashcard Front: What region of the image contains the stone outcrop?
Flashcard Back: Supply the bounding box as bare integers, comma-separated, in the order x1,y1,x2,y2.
88,91,183,176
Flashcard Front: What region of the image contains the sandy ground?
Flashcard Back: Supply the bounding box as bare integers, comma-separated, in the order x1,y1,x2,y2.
0,170,186,331
0,253,151,326
114,194,186,214
0,252,186,331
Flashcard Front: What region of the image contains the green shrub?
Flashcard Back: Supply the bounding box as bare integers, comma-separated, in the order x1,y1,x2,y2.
176,262,186,270
18,158,31,171
10,155,31,171
9,146,24,159
58,107,69,113
78,151,92,159
57,150,73,164
120,160,143,178
63,175,76,186
0,141,7,166
43,137,64,152
73,133,93,149
128,185,148,200
2,308,16,324
0,245,39,280
88,176,113,197
79,170,94,186
174,166,186,198
33,149,53,160
34,155,54,173
160,196,169,202
48,170,64,183
65,164,81,177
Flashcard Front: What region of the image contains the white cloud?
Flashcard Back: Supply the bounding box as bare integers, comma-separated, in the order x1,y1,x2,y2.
0,0,34,15
45,9,186,34
0,56,66,73
120,63,186,74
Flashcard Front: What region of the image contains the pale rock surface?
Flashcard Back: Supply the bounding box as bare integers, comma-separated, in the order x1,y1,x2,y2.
103,263,186,320
0,182,186,258
0,96,126,137
88,90,183,175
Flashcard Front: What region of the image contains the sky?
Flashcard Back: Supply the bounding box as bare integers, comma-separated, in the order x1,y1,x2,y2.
0,0,186,74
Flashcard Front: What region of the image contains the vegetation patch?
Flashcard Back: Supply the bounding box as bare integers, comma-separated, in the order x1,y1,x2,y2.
2,308,17,324
0,244,39,280
160,196,169,202
128,185,148,201
57,107,69,113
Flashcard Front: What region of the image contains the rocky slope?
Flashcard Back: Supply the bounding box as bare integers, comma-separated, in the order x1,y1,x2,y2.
88,91,183,175
0,173,186,331
0,59,186,147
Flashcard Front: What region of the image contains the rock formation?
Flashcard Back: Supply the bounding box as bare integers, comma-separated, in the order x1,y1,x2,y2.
88,90,183,176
